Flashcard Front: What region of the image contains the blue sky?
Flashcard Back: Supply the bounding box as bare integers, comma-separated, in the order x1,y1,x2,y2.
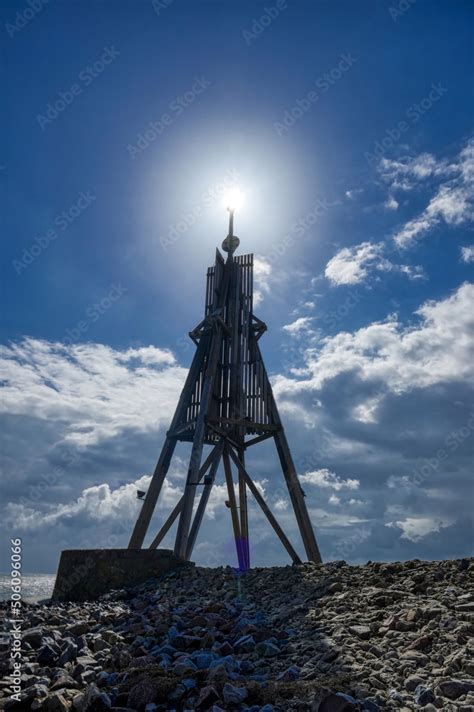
1,0,473,572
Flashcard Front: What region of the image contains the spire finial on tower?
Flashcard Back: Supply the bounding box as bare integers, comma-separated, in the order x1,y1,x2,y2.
221,188,243,255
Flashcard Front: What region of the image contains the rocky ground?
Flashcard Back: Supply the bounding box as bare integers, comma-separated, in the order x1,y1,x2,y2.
1,559,473,712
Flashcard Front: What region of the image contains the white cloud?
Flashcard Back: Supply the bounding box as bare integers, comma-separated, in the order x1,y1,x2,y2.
352,397,381,423
324,242,424,286
384,196,399,210
308,508,370,528
399,264,425,280
325,241,424,286
300,468,360,491
387,516,452,542
3,463,232,531
345,188,364,200
328,494,340,505
461,245,474,264
282,316,314,335
273,282,474,400
325,242,383,286
0,338,186,446
379,153,456,191
253,255,272,307
387,139,474,248
4,473,180,530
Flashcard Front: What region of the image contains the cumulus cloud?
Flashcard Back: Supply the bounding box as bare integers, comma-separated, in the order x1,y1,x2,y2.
253,255,272,307
461,245,474,263
324,241,424,286
386,139,474,248
384,196,399,211
4,462,234,534
300,468,360,491
0,338,186,446
282,316,314,335
379,153,457,191
387,516,452,542
274,282,474,399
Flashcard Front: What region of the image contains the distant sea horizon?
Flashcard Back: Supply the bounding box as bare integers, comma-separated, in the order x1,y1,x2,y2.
0,573,56,602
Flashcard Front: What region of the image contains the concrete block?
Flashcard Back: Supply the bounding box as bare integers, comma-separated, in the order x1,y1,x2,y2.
52,548,190,601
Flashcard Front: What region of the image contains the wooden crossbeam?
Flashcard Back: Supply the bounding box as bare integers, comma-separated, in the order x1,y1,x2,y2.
148,446,218,550
186,440,224,559
244,432,275,448
207,417,279,432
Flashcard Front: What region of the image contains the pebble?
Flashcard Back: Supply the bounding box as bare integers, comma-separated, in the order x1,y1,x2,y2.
0,558,472,711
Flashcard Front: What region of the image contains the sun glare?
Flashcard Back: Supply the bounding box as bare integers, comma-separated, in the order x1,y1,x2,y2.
223,187,245,212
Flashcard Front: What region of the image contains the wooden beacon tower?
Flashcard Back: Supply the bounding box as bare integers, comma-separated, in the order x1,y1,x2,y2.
128,204,322,568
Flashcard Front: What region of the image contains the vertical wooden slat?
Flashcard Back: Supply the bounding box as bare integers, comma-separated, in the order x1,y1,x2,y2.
174,261,230,559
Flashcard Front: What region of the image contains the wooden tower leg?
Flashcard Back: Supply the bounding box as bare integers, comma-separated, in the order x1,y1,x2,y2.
128,436,176,549
227,446,302,564
186,441,224,559
174,330,225,559
237,448,250,569
273,427,322,563
223,447,245,569
149,497,182,550
128,331,211,550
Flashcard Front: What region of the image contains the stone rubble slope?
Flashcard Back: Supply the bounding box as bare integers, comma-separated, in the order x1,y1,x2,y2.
0,558,473,711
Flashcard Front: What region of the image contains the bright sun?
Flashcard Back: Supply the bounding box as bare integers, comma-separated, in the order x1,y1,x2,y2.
222,187,245,212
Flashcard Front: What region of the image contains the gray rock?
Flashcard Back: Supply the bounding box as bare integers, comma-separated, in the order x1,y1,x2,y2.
58,642,78,666
38,644,59,666
196,685,220,709
222,683,248,704
405,674,424,692
414,685,435,705
80,684,111,712
437,680,474,699
23,627,43,648
66,622,90,636
44,693,71,712
348,625,371,640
